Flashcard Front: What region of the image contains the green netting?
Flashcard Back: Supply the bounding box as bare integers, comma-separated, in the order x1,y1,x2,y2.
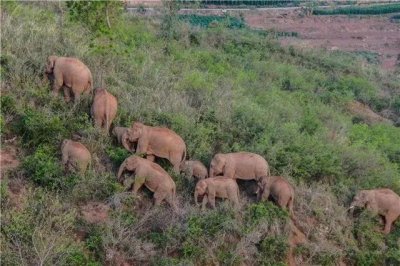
313,3,400,15
178,14,246,28
178,14,299,38
177,0,303,7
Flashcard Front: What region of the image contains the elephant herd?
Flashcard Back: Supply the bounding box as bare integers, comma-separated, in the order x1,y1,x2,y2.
49,56,400,235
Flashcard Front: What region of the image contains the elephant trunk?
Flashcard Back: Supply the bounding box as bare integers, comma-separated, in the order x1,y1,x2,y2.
121,133,133,152
194,190,200,206
117,162,126,183
209,168,214,178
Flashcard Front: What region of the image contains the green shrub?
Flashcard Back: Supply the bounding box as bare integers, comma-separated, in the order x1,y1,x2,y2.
66,1,123,33
85,227,105,261
258,236,288,265
1,95,16,114
244,202,288,231
17,109,66,147
71,172,121,203
351,211,386,265
106,146,131,165
23,145,64,189
187,207,236,238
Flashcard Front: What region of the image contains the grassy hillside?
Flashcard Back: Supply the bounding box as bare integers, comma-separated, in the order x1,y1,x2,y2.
1,2,400,265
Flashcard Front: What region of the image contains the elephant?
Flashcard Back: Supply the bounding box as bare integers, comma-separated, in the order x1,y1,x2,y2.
194,177,240,209
117,156,177,210
91,88,118,133
180,160,208,180
112,126,129,145
61,139,91,175
349,188,400,234
209,152,270,181
45,56,93,103
122,122,186,173
257,176,295,217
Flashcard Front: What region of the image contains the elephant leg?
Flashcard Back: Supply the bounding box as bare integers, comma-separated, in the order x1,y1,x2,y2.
232,195,240,209
383,215,395,234
171,159,181,174
63,87,71,103
166,194,178,212
62,153,69,167
277,196,288,209
208,193,216,209
52,77,63,96
69,161,80,173
73,92,81,103
201,195,208,210
94,116,102,129
153,191,165,206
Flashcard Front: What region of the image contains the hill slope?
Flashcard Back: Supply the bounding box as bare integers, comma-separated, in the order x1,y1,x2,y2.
1,2,400,265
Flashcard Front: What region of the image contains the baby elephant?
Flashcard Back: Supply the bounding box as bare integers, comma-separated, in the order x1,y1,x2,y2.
45,56,92,103
258,176,294,217
194,177,240,209
180,160,208,180
112,126,129,145
61,139,91,175
349,188,400,234
117,156,177,210
91,88,118,133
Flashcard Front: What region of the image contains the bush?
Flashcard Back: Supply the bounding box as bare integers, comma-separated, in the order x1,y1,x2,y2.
258,236,288,265
106,146,131,166
23,145,64,189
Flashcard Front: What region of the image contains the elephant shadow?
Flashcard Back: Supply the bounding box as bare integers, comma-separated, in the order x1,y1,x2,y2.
236,179,259,202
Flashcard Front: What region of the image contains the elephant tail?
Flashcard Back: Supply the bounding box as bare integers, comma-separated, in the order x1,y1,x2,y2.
181,145,187,164
87,71,93,93
105,95,110,131
288,196,300,229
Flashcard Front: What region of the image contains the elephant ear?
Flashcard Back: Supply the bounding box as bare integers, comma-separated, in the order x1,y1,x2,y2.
132,123,144,136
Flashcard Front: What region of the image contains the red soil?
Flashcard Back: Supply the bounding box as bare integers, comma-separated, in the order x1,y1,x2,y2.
244,10,400,70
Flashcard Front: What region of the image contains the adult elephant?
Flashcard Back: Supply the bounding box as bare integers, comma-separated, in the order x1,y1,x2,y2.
117,156,177,210
209,152,270,181
91,88,118,133
45,55,92,103
349,188,400,234
122,122,186,173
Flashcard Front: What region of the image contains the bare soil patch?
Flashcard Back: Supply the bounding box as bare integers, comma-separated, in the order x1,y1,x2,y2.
80,201,110,224
347,100,393,124
1,144,20,179
244,10,400,70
